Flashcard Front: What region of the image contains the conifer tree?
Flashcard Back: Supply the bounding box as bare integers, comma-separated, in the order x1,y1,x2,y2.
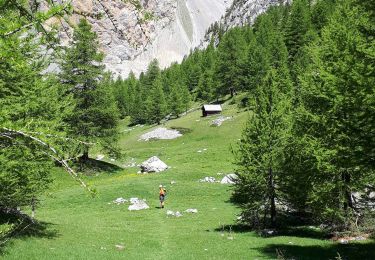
216,27,248,97
59,19,119,161
148,77,167,124
233,68,293,228
297,0,375,228
168,83,184,118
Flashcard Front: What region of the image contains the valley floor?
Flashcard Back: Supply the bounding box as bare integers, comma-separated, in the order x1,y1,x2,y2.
1,104,374,259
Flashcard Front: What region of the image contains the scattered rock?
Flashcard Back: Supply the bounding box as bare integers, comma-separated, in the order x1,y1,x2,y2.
166,210,183,217
139,127,182,141
199,177,216,183
113,197,128,205
220,174,238,184
96,154,105,160
123,158,137,168
260,229,277,237
140,156,168,173
185,208,198,213
128,198,149,211
115,244,125,251
211,116,232,126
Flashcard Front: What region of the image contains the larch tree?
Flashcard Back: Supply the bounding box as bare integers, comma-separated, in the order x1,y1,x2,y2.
297,0,375,228
59,19,119,161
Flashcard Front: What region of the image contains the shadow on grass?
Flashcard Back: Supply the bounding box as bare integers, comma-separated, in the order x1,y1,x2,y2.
260,242,375,260
214,223,252,233
76,158,123,175
0,216,59,255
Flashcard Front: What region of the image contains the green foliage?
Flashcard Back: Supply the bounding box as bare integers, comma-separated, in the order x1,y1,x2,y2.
59,19,119,159
216,27,248,96
296,0,375,228
0,1,75,214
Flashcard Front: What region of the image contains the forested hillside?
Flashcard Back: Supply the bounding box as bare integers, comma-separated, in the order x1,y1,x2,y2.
114,0,375,231
0,0,374,257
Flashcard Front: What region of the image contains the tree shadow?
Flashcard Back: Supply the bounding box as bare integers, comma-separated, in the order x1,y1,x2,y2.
214,223,253,233
259,242,375,260
76,158,123,175
0,219,59,255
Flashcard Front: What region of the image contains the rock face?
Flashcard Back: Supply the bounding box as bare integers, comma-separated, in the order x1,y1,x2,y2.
201,0,292,48
140,156,168,173
45,0,232,77
43,0,291,76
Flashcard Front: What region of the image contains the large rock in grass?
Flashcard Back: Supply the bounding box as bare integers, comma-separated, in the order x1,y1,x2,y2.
128,198,149,211
220,174,237,184
140,156,168,173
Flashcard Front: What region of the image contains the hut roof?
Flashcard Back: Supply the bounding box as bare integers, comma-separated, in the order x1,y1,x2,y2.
202,104,222,112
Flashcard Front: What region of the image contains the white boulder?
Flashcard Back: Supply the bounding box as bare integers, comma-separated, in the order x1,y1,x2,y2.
128,198,149,211
140,156,168,173
220,174,238,184
185,208,198,213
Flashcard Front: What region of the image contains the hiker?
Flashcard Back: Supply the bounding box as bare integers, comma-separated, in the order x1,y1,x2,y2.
159,184,167,208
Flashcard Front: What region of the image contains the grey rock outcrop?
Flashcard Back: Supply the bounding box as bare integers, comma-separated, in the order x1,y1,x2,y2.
140,156,168,173
44,0,232,77
128,198,149,211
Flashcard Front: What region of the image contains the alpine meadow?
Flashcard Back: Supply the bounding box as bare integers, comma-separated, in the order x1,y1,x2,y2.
0,0,374,259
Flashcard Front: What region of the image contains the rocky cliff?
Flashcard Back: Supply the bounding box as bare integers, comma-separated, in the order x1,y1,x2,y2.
48,0,290,77
47,0,232,77
201,0,291,48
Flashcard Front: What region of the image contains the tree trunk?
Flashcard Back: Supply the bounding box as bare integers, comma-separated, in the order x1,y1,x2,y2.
80,145,89,162
31,197,36,219
269,167,276,227
342,171,353,211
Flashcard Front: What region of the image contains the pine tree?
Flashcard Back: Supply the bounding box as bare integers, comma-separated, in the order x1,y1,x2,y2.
59,19,119,161
285,0,312,62
0,1,77,217
297,0,375,228
168,83,184,118
148,77,167,124
216,27,248,97
232,68,293,228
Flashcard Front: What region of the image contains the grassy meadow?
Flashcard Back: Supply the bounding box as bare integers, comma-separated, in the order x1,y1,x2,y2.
1,102,374,259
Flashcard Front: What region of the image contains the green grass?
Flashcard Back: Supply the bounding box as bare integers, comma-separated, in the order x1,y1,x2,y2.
1,102,374,259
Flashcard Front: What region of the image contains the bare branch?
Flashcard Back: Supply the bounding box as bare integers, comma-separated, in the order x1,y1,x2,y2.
3,0,73,37
1,127,94,194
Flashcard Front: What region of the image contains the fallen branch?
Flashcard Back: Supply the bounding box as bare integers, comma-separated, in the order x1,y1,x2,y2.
1,127,94,194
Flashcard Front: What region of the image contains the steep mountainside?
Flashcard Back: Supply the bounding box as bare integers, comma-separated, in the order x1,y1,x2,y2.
201,0,291,47
46,0,232,77
46,0,290,77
